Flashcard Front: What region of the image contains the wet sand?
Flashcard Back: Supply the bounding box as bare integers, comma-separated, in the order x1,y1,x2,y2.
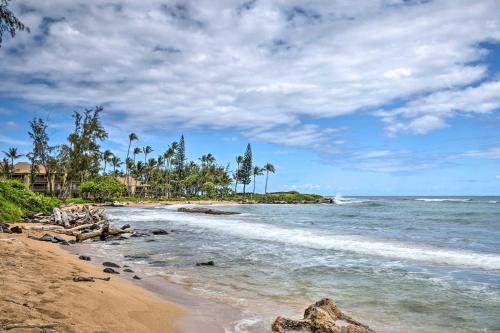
0,231,183,332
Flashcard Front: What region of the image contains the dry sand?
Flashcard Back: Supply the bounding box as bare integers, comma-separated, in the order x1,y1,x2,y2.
0,231,183,333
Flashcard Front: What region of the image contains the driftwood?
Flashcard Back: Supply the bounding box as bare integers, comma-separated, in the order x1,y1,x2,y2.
76,225,130,242
54,222,103,236
22,225,64,231
3,323,60,330
177,207,240,215
272,298,375,333
73,276,111,282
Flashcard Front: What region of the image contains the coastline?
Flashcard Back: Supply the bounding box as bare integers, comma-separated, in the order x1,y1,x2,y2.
0,230,183,333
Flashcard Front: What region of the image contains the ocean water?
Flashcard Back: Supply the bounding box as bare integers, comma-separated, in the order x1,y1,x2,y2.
88,197,500,333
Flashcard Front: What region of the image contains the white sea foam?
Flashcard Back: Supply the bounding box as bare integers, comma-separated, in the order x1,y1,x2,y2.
112,208,500,271
415,198,472,202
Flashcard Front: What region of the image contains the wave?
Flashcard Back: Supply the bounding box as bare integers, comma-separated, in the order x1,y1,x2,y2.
416,198,472,203
113,208,500,271
334,196,378,205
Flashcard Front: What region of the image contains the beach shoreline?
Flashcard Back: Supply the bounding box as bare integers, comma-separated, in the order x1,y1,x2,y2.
0,230,184,333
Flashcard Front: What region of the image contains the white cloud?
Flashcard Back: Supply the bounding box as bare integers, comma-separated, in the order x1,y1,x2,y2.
0,0,499,148
453,146,500,159
0,134,30,146
380,81,500,135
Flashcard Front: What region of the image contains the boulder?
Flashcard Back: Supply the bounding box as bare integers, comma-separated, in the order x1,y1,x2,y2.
133,275,141,280
78,255,91,261
121,224,131,230
54,235,66,243
103,267,119,274
271,298,375,333
196,260,215,266
9,226,22,234
123,268,134,273
102,261,120,268
40,234,53,242
152,229,168,235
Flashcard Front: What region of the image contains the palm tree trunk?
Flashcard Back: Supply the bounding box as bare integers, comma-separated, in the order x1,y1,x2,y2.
126,140,132,195
253,175,256,194
265,171,269,194
103,161,107,175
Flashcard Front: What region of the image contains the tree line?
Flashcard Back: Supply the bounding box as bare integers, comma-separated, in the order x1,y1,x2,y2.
1,106,275,199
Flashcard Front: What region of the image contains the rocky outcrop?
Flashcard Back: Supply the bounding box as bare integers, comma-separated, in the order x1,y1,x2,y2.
272,298,375,333
177,207,240,215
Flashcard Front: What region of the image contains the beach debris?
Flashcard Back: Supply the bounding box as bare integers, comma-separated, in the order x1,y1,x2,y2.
151,229,169,235
102,261,120,268
73,276,111,282
3,322,61,330
271,298,375,333
78,255,91,261
103,267,120,274
133,275,141,280
177,207,240,215
196,260,215,266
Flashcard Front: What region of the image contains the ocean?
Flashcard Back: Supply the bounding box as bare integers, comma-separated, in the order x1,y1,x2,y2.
80,197,500,332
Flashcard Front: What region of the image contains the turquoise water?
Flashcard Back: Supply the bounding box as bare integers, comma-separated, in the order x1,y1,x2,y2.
94,197,500,332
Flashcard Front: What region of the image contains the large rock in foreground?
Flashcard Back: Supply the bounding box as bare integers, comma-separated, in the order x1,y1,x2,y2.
272,298,375,333
177,207,240,215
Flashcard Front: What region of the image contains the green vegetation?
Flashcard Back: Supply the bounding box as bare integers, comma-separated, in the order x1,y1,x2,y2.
3,105,321,205
0,0,30,48
0,179,60,223
79,176,126,202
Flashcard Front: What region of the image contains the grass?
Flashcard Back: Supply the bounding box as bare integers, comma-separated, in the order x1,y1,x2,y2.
0,179,61,223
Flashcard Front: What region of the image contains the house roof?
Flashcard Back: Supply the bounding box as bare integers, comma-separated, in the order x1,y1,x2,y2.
2,162,47,175
116,176,146,187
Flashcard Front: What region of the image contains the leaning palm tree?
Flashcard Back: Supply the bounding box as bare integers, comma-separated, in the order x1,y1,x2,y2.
252,166,263,195
234,155,243,193
142,146,153,164
126,133,138,194
110,156,123,177
263,163,275,194
3,147,23,178
102,150,113,175
133,147,141,163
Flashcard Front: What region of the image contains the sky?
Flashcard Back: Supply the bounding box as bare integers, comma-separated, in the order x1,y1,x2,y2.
0,0,499,195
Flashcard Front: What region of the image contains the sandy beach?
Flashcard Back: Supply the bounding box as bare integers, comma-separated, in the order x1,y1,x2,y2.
0,230,183,333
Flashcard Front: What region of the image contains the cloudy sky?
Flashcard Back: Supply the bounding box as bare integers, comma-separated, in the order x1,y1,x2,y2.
1,0,499,195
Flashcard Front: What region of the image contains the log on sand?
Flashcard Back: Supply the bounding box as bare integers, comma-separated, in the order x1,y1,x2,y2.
3,323,60,330
76,225,130,242
22,225,65,231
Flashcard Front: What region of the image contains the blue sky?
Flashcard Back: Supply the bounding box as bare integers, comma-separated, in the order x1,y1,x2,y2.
1,0,499,195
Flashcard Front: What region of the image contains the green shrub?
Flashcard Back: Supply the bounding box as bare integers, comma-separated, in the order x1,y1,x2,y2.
0,179,61,223
79,176,126,202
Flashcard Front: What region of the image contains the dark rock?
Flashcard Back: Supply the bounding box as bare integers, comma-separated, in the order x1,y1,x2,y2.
79,255,91,261
40,234,53,242
2,227,13,234
196,260,215,266
102,262,120,268
133,275,141,280
9,226,22,234
103,267,119,274
152,229,168,235
123,265,130,268
109,242,120,245
121,224,131,230
54,235,65,243
28,235,39,240
123,268,134,273
177,207,240,215
145,239,156,242
61,241,70,246
82,228,91,233
68,240,76,244
115,236,128,240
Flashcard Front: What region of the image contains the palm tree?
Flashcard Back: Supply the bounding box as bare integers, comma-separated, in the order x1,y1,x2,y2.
102,150,113,175
126,133,138,193
252,166,263,195
110,156,123,176
234,155,243,193
263,163,275,194
133,147,141,163
3,147,23,178
163,146,175,198
142,146,153,164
